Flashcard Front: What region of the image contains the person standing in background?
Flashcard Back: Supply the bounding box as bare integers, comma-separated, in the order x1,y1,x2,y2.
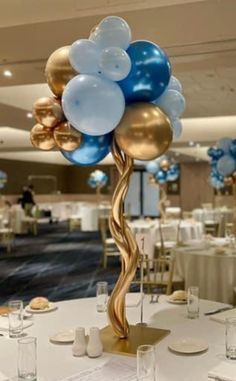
21,184,35,216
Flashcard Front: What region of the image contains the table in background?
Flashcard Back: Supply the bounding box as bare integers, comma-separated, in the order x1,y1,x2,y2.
128,219,203,259
175,240,236,304
0,296,229,381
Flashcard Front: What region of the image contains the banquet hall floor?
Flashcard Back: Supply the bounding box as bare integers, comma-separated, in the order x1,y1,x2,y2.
0,222,120,304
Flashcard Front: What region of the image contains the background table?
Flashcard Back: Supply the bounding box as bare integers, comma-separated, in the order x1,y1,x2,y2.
128,219,203,259
0,296,229,381
175,242,236,304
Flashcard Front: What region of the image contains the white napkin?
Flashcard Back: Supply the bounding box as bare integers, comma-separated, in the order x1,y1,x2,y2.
125,293,143,307
0,371,8,381
210,308,236,324
208,361,236,381
0,316,33,332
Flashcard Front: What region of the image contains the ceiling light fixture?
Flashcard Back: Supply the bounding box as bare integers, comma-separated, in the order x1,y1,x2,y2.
3,70,12,77
196,143,201,148
26,112,33,118
188,141,194,147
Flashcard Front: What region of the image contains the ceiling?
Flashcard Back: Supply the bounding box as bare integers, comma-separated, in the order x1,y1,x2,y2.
0,0,235,165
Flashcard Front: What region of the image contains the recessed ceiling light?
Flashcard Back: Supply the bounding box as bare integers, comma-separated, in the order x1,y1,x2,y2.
188,141,194,147
3,70,12,77
26,112,33,118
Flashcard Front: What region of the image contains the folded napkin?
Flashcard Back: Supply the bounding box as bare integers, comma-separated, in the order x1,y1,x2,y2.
210,308,236,323
208,361,236,381
125,293,143,307
0,316,33,332
0,371,8,381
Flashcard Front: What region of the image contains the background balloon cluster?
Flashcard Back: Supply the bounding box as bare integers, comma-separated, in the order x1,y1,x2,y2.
88,170,108,189
0,170,7,190
31,15,185,165
145,157,180,185
207,137,236,189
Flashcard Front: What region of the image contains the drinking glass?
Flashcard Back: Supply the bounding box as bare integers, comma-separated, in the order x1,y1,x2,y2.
226,317,236,360
137,345,156,381
187,286,199,319
8,300,23,338
96,281,108,312
18,337,37,381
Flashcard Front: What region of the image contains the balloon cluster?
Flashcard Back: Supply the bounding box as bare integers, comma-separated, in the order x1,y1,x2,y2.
88,170,108,189
145,157,180,185
0,171,7,190
208,137,236,189
31,16,185,165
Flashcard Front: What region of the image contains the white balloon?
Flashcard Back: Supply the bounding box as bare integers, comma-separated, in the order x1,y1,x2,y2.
69,39,100,74
99,47,131,81
168,76,183,93
90,16,131,50
171,118,182,140
155,89,186,119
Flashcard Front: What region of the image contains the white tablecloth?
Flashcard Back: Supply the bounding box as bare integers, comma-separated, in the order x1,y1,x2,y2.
128,219,203,259
175,243,236,304
0,297,230,381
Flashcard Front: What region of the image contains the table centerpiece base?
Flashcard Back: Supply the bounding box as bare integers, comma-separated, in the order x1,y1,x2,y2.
100,325,170,356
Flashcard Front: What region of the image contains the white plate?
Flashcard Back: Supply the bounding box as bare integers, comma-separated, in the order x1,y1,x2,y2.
25,302,57,313
167,298,187,305
168,337,208,354
50,329,75,344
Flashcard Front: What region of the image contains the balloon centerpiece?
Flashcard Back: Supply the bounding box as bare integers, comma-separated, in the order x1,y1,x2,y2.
145,157,180,220
88,170,108,203
208,138,236,232
0,171,7,190
30,16,185,349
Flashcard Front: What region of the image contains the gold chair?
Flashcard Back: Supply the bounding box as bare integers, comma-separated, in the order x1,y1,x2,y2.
68,216,81,232
132,252,183,295
155,219,181,259
99,217,120,269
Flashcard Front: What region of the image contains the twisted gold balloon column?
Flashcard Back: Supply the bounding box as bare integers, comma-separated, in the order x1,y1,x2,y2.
108,138,139,338
159,185,167,221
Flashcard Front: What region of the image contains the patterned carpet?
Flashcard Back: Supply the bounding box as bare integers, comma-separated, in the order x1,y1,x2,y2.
0,222,121,304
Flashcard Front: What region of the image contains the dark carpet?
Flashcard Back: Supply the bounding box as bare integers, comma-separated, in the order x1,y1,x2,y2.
0,222,121,304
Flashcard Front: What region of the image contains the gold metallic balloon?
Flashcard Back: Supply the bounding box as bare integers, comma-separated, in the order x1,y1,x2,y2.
30,124,56,151
115,103,172,161
160,159,170,171
45,46,77,97
224,177,233,186
53,122,82,151
32,97,64,128
233,172,236,181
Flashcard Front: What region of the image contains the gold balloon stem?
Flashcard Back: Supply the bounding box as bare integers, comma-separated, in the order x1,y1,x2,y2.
96,185,102,205
159,185,167,221
214,188,222,209
108,138,140,338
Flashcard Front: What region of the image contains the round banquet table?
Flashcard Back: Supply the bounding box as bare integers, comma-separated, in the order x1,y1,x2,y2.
128,219,203,259
0,296,230,381
175,243,236,304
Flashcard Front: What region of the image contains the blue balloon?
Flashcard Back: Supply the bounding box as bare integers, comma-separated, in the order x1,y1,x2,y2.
167,76,182,93
90,16,131,50
99,47,131,81
61,132,112,166
230,139,236,158
208,147,224,160
154,89,186,119
217,137,232,154
217,155,236,177
62,74,125,136
167,169,179,182
146,161,159,174
169,163,178,172
156,170,167,184
118,41,171,103
69,39,100,74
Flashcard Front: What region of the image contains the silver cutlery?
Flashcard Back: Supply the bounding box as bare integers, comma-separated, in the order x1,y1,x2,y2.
204,306,234,316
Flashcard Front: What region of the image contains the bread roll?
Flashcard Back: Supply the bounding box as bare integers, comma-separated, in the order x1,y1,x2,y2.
170,290,187,301
29,297,49,310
